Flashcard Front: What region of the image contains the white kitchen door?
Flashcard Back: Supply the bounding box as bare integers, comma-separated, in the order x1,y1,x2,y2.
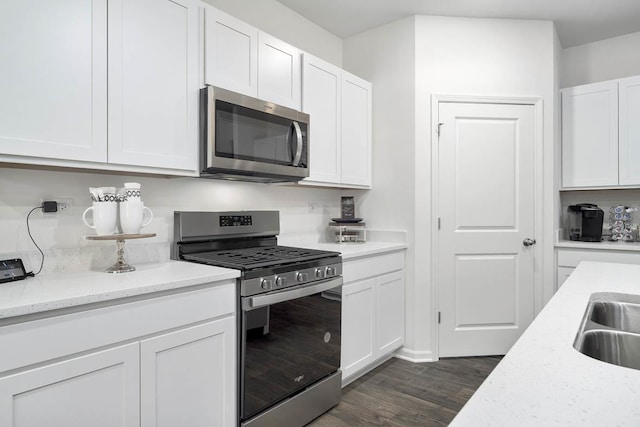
437,101,535,357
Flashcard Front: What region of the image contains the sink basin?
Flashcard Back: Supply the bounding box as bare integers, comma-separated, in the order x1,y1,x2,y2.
574,293,640,370
576,329,640,370
589,301,640,334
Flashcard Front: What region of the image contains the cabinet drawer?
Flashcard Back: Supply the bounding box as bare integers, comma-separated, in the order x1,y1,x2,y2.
0,281,235,374
557,248,640,267
343,251,405,284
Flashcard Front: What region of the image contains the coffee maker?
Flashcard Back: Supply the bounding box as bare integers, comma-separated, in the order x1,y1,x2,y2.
568,204,604,242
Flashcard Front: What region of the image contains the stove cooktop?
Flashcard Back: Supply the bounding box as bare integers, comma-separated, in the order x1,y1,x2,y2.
182,245,339,270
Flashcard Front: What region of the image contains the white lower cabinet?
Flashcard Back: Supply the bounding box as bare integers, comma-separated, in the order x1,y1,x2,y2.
342,277,376,378
557,247,640,289
0,343,140,427
0,282,236,427
341,250,405,385
140,318,235,427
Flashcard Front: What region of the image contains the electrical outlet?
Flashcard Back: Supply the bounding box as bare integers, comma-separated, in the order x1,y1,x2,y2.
56,198,73,215
42,197,73,215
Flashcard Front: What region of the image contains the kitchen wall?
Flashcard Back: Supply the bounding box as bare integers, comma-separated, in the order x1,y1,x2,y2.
344,16,557,361
202,0,343,67
0,1,349,273
562,30,640,88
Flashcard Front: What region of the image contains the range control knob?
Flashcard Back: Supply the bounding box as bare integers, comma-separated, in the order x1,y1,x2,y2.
325,266,336,277
276,276,287,287
315,268,326,279
261,279,273,290
297,272,309,282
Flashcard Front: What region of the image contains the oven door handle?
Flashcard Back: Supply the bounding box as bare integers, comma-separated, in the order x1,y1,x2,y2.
243,277,342,310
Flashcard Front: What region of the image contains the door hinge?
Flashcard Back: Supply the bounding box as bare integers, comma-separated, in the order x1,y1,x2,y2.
436,122,444,137
438,312,441,324
438,218,441,230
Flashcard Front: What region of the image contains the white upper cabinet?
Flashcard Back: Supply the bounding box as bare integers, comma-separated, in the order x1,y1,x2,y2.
301,53,372,188
302,54,342,184
619,75,640,185
561,80,619,188
0,0,107,163
108,0,198,172
203,6,258,97
0,0,198,175
258,33,301,110
341,72,372,187
202,5,301,109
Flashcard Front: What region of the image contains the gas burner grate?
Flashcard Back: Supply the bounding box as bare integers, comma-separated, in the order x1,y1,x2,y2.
183,245,337,270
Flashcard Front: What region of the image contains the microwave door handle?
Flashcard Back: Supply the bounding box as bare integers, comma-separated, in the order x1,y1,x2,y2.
291,121,303,166
243,277,342,310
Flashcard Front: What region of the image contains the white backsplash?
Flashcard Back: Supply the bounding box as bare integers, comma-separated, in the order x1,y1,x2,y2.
560,189,640,239
0,167,368,274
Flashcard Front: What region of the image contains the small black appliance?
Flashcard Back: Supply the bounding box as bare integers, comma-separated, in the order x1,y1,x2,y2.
568,204,604,242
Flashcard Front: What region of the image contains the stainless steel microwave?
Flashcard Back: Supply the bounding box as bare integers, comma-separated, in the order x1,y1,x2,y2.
199,86,310,182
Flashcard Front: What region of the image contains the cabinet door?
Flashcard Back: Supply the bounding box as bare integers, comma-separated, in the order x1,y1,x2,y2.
203,6,258,97
341,72,372,187
0,0,107,163
375,271,404,356
108,0,198,172
140,317,236,427
0,343,139,427
341,278,376,380
556,266,575,290
619,76,640,185
561,81,618,188
258,32,301,109
301,53,342,184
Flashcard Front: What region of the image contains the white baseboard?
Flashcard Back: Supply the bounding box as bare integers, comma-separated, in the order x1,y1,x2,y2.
393,347,437,363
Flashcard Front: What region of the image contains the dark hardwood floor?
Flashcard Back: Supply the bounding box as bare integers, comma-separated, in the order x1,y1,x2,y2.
309,356,502,427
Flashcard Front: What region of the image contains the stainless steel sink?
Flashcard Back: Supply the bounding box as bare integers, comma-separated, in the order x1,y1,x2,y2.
576,329,640,370
574,293,640,370
589,301,640,334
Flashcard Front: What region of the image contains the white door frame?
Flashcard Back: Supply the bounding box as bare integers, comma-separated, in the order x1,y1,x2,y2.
430,94,544,360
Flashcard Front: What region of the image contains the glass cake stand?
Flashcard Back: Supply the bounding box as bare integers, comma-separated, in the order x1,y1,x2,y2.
85,233,156,273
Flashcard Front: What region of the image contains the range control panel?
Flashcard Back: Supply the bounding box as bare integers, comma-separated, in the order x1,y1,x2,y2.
220,215,253,227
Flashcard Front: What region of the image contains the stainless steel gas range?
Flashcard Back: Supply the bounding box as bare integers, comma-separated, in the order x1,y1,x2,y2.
172,211,342,427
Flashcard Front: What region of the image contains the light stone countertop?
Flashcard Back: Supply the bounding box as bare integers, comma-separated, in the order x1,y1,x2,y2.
0,261,239,320
557,239,640,252
278,236,407,260
451,261,640,426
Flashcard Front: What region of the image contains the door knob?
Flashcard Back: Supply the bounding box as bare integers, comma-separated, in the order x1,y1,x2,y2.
523,238,536,247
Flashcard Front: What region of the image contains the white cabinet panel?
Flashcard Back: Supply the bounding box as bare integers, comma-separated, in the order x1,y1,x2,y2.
341,278,376,380
203,6,258,97
300,53,372,188
557,266,575,289
258,33,301,110
619,76,640,185
561,81,618,188
376,271,404,356
341,72,372,187
0,343,139,427
108,0,198,171
0,0,107,163
302,54,342,184
141,318,236,427
341,251,405,385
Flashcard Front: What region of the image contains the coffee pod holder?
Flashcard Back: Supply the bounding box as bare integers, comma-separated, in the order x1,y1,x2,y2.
85,233,156,273
329,221,367,244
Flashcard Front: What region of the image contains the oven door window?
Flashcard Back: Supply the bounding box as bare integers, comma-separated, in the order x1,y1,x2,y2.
241,290,341,421
215,100,308,167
